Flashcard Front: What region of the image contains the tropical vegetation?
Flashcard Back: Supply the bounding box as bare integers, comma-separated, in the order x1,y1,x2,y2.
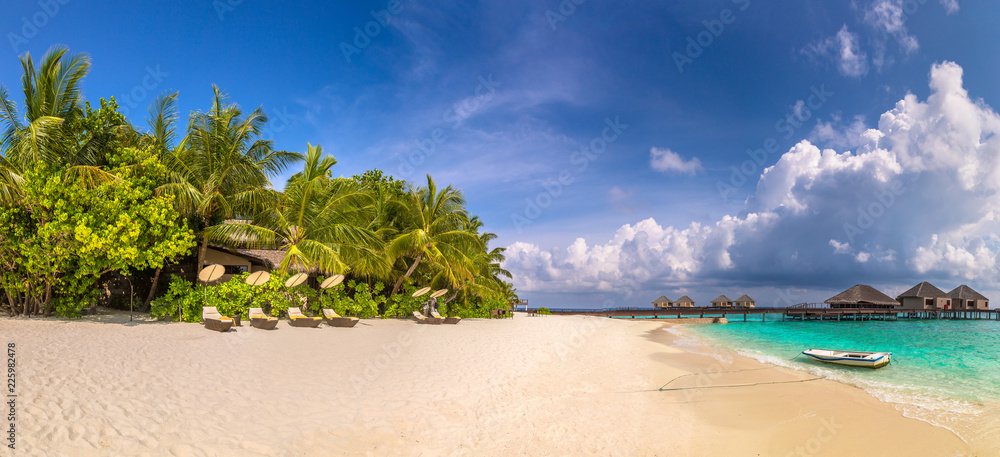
0,46,518,318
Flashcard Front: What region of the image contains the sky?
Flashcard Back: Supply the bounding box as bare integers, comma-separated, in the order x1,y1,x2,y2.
3,0,1000,308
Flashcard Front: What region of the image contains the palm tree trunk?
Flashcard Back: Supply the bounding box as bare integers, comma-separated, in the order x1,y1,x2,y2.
197,231,209,275
142,266,164,312
390,252,423,296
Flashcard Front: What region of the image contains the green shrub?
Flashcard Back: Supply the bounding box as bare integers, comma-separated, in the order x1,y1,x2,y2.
537,307,552,315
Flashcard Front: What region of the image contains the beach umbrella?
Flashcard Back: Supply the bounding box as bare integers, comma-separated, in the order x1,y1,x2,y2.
196,264,225,322
430,289,448,299
412,286,432,297
245,271,271,312
320,274,345,290
284,273,308,288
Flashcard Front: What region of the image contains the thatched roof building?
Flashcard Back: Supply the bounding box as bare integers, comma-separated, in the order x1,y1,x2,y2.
825,284,898,309
896,282,948,310
711,295,734,308
734,294,755,308
675,295,695,307
652,295,674,309
947,285,990,310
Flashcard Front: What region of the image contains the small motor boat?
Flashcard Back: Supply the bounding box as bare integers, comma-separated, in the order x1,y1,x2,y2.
801,349,892,369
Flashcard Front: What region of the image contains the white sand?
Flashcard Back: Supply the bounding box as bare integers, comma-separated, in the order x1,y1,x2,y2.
0,312,983,456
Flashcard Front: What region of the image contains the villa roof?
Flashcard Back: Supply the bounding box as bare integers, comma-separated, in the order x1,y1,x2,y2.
947,285,988,301
675,295,695,304
711,295,733,304
896,281,947,299
652,295,673,304
235,249,287,270
734,294,755,303
825,284,898,306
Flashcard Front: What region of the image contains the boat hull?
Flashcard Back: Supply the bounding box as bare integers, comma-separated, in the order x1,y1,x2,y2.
802,349,891,369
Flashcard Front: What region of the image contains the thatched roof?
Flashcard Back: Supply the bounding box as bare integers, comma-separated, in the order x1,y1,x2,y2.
825,285,897,306
711,295,733,304
676,295,695,304
947,285,988,301
652,295,673,304
235,249,287,269
734,294,755,303
896,282,946,299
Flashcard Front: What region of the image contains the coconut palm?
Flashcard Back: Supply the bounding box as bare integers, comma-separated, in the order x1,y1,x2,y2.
157,86,302,271
205,143,388,276
387,175,481,296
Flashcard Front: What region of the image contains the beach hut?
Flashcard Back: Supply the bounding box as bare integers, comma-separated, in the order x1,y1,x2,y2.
825,285,898,309
947,285,989,310
734,294,755,309
896,282,949,310
710,295,734,308
652,296,674,309
675,295,695,308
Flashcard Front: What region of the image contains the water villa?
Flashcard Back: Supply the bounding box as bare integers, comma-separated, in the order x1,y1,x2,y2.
711,295,734,308
897,282,950,310
824,284,898,309
948,285,989,310
652,296,674,309
734,294,756,309
675,295,696,308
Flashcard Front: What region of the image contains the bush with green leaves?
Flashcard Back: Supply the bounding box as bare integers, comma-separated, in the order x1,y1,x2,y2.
537,307,552,315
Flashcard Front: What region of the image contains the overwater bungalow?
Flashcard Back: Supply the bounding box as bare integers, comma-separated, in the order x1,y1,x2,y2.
896,282,950,310
825,284,898,309
652,296,674,309
947,285,990,310
734,294,755,308
711,295,734,308
675,295,696,308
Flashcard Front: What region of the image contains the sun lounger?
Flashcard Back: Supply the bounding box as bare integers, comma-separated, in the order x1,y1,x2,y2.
202,306,234,332
412,311,443,324
249,307,279,330
430,310,461,324
287,307,323,328
322,309,360,328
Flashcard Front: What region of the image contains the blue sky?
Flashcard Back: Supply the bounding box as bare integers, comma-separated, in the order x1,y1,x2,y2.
3,0,1000,308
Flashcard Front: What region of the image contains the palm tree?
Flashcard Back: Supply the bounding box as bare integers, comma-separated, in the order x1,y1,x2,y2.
157,86,302,272
206,143,388,276
387,175,481,296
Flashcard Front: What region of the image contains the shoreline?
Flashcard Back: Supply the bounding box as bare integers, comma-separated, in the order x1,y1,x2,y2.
649,321,991,456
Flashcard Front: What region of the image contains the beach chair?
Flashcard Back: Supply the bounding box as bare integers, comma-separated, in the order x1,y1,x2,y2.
430,310,461,324
248,307,279,330
287,307,323,328
412,311,443,325
202,306,234,332
322,309,360,328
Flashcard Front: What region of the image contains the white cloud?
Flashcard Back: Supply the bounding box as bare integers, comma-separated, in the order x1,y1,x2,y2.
809,114,869,151
803,25,868,78
650,147,703,175
939,0,960,15
506,61,1000,298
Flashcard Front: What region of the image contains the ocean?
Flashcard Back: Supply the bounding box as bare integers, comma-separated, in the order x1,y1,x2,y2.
680,318,1000,440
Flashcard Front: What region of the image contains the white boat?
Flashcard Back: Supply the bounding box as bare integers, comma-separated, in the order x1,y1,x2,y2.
801,349,892,369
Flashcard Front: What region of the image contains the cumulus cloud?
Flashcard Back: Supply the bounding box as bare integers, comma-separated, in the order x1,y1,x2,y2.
808,114,869,151
939,0,959,14
650,147,703,175
505,61,1000,301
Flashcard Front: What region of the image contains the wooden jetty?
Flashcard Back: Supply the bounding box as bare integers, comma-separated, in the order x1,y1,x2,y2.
535,303,1000,322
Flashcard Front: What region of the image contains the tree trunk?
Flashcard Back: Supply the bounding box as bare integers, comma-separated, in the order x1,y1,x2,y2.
196,229,209,276
142,266,164,312
390,252,423,296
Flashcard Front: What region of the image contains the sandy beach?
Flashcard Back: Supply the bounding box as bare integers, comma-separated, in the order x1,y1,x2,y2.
0,312,987,456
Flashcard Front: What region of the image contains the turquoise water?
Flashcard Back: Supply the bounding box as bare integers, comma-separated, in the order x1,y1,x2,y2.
684,319,1000,437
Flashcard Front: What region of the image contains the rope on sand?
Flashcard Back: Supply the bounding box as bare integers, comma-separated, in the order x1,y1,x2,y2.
657,366,823,392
